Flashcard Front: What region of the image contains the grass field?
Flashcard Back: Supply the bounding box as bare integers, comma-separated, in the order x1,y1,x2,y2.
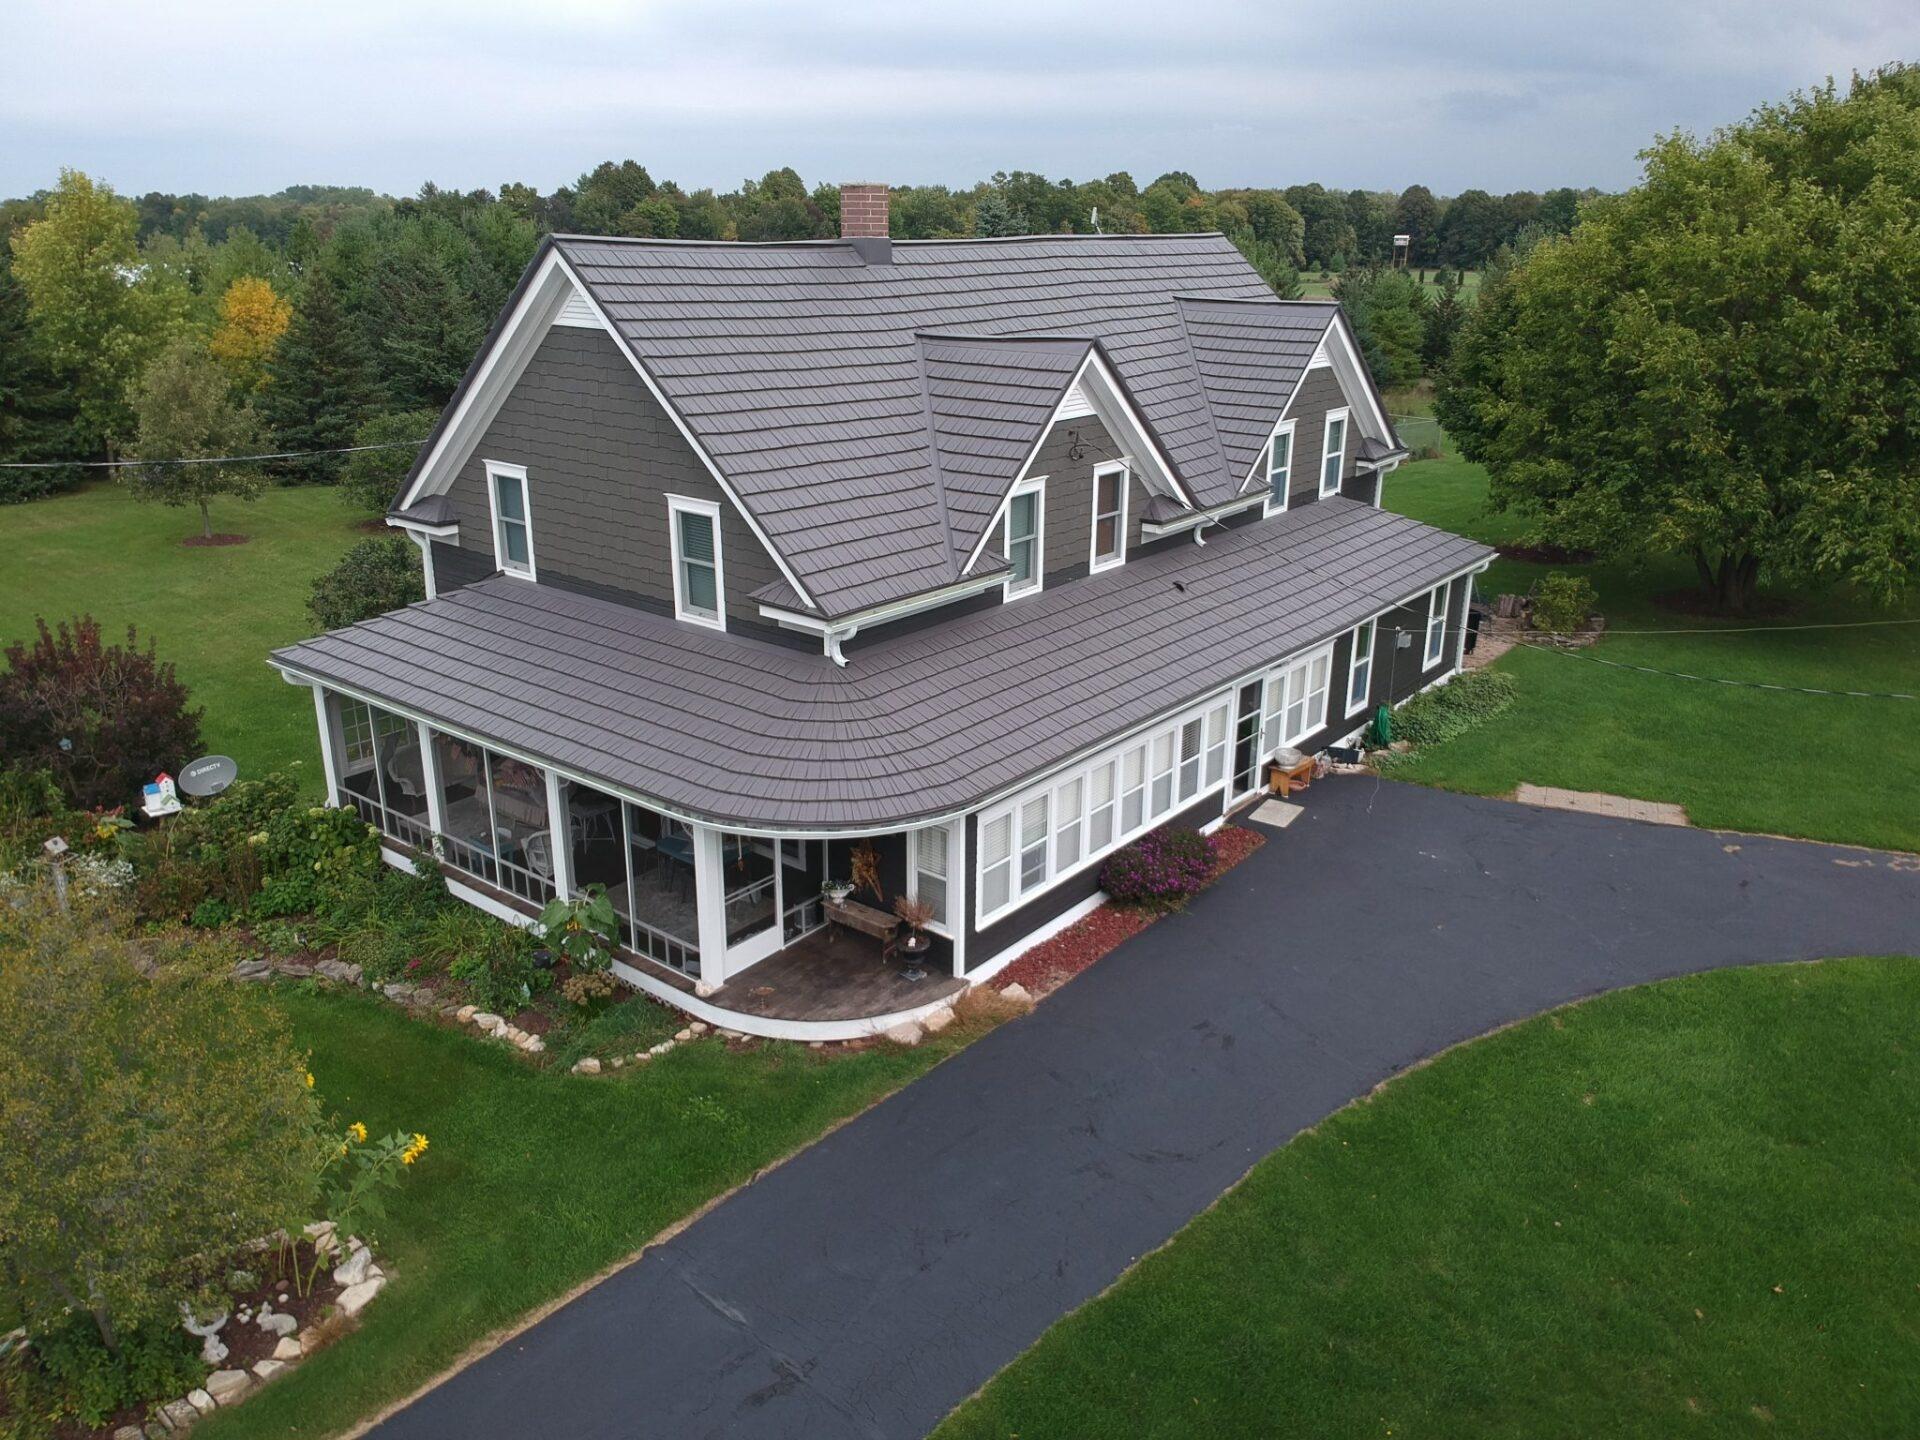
1,484,366,793
1382,456,1920,853
1299,267,1480,301
195,987,987,1440
936,955,1920,1440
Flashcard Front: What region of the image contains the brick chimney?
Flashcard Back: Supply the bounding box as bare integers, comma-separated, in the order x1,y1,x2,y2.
840,182,891,264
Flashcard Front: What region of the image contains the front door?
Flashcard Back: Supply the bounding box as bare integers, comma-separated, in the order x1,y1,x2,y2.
1231,679,1264,800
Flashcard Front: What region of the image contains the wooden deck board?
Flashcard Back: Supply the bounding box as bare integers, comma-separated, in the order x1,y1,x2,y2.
710,928,963,1023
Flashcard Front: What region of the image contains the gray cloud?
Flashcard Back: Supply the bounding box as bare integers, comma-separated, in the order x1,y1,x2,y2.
2,0,1914,198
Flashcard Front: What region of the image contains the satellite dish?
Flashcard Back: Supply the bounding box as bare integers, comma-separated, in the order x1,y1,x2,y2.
179,755,238,798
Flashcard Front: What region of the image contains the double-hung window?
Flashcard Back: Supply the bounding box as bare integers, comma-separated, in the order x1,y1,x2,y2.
1120,746,1146,834
911,825,949,929
1177,717,1204,803
1005,478,1044,597
1018,795,1050,894
1053,777,1085,872
1347,618,1377,715
980,813,1013,916
1263,647,1335,752
1424,583,1449,666
486,461,534,579
668,495,725,629
1087,761,1117,852
1149,733,1176,817
1320,409,1349,497
1090,462,1127,572
1262,420,1295,516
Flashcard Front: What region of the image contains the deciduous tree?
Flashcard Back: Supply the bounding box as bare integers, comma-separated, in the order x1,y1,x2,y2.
127,336,266,538
207,275,292,392
1436,65,1920,611
339,407,436,514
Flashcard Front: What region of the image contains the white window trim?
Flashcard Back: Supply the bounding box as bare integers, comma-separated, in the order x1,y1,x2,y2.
1346,618,1378,717
907,824,954,938
1088,460,1129,573
667,493,727,632
1424,582,1449,667
1319,408,1350,499
1261,642,1336,757
1261,418,1297,518
484,460,536,581
1004,475,1046,599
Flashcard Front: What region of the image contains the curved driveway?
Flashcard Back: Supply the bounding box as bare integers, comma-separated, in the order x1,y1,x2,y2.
369,779,1920,1440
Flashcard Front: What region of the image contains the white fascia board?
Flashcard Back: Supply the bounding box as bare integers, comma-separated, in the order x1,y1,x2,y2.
960,348,1191,577
1140,494,1263,537
758,569,1009,634
384,516,459,540
1309,312,1393,443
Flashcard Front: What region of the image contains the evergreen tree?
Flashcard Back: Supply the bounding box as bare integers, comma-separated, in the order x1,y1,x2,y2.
0,256,80,500
260,269,378,484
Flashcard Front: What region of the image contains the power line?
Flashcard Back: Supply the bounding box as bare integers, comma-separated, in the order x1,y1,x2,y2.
1564,617,1920,636
1507,638,1916,701
0,440,423,471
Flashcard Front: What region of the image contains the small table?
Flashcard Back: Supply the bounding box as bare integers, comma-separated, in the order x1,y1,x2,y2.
1268,755,1316,797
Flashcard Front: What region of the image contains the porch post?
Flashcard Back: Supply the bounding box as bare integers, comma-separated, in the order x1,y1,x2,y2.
945,816,968,978
311,686,341,804
416,721,448,842
691,822,728,995
1455,573,1475,675
544,768,574,900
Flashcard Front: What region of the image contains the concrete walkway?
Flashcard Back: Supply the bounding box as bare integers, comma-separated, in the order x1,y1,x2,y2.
367,779,1920,1440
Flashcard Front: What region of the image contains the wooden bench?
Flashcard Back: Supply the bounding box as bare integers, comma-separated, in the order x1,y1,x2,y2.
1268,755,1317,797
824,896,897,942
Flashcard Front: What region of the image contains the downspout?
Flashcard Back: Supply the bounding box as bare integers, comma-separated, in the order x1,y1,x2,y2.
824,625,858,667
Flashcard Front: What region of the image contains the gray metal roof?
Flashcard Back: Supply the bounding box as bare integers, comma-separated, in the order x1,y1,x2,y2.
553,233,1333,618
274,499,1492,832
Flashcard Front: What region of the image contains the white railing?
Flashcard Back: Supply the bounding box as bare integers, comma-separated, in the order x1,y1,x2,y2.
438,831,556,907
339,787,434,852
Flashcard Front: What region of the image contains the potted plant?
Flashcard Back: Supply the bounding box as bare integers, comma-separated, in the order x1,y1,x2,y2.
821,877,854,904
891,895,935,980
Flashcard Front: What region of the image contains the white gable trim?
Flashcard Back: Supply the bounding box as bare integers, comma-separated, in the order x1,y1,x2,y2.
960,348,1191,577
396,248,819,613
1236,315,1394,497
553,290,605,329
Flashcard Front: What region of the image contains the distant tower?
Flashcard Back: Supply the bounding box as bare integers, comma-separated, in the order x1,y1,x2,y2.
1392,233,1412,269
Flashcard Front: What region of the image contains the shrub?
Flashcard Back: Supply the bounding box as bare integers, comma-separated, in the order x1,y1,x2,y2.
1531,571,1598,635
0,616,203,810
339,408,438,515
308,535,424,632
260,802,381,898
1376,670,1519,765
168,771,299,862
0,892,327,1367
188,895,233,929
1100,826,1216,913
1,1316,202,1435
449,923,546,1014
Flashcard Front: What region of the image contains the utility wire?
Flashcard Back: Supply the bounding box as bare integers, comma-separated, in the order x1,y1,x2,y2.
1504,637,1916,701
0,440,423,470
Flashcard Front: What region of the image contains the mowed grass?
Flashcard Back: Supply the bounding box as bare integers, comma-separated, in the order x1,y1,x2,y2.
1299,268,1481,301
1,484,367,793
937,956,1920,1440
196,987,983,1440
1383,457,1920,852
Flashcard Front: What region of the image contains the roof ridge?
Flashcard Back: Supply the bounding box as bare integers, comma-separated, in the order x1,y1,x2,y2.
911,338,964,585
1169,296,1233,488
550,231,1239,252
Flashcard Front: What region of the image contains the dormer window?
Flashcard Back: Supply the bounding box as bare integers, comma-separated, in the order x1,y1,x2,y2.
668,494,726,629
486,461,535,579
1089,462,1128,572
1005,477,1045,597
1320,409,1349,498
1262,420,1296,517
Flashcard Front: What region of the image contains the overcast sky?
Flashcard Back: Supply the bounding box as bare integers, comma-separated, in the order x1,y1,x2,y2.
6,0,1916,201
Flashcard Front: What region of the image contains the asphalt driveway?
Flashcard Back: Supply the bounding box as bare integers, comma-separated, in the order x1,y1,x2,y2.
368,779,1920,1440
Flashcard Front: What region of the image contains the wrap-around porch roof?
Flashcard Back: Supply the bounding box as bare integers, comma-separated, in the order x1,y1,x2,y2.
272,497,1491,831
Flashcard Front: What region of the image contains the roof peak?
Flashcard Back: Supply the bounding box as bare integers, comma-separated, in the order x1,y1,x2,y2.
550,230,1236,252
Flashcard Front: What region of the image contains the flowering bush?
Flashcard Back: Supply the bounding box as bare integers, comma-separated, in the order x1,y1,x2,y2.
1100,826,1216,913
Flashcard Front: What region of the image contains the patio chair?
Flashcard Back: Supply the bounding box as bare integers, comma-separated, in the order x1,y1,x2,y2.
523,831,555,884
385,742,426,800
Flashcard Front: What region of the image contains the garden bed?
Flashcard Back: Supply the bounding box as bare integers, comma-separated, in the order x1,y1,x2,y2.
992,826,1264,1000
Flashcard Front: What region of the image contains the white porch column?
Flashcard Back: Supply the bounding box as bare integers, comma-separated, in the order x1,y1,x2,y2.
543,768,574,900
416,721,448,842
945,816,969,978
691,822,728,995
1455,573,1476,675
311,685,341,803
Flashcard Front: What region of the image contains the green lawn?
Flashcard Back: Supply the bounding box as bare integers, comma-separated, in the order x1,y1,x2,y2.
1300,268,1481,301
197,986,985,1440
1,484,367,794
1382,457,1920,852
937,956,1920,1440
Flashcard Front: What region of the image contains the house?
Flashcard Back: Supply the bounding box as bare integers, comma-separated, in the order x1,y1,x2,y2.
270,184,1493,1040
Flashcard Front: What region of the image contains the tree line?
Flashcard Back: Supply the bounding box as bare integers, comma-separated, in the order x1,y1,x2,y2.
0,162,1595,514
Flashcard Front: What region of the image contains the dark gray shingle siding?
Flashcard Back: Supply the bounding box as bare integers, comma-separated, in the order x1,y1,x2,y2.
275,499,1491,831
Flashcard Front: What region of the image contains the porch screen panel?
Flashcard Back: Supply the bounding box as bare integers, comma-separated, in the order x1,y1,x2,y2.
616,802,697,974
718,830,776,946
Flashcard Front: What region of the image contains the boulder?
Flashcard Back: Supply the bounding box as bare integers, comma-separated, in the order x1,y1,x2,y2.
114,1426,144,1440
314,958,361,985
1000,982,1033,1006
272,1337,303,1361
252,1358,287,1381
187,1389,217,1415
455,1004,477,1022
571,1057,601,1075
336,1276,385,1316
204,1369,252,1405
472,1012,503,1033
258,1311,297,1338
333,1244,374,1288
522,1035,545,1053
160,1398,199,1429
380,982,414,1001
921,1007,955,1035
882,1020,925,1046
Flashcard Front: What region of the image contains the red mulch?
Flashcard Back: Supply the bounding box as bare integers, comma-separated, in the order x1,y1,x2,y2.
181,533,251,547
992,825,1265,1000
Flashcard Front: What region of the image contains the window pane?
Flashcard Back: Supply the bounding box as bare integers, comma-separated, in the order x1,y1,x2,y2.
1089,807,1113,852
1090,762,1114,809
495,473,524,522
1094,515,1118,558
679,510,715,564
982,812,1011,866
1121,788,1144,833
501,519,529,568
1021,796,1049,850
1057,819,1081,870
684,560,718,615
1122,747,1144,790
1096,469,1120,513
983,862,1010,914
1009,491,1037,541
919,873,948,924
1269,429,1291,488
918,825,948,877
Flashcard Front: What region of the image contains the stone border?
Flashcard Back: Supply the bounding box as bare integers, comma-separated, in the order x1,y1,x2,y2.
230,955,547,1056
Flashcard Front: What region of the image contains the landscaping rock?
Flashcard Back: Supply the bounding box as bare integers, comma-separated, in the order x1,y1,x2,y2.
1000,982,1033,1006
258,1311,297,1338
610,1055,624,1069
632,1051,651,1063
572,1057,601,1075
472,1012,504,1033
272,960,313,978
522,1035,545,1053
921,1007,955,1035
113,1426,144,1440
674,1027,693,1042
231,958,271,981
204,1369,252,1405
649,1040,674,1056
882,1020,925,1046
314,958,361,985
333,1244,374,1287
144,1423,168,1440
336,1276,385,1316
187,1389,216,1415
160,1398,199,1429
381,982,415,1001
456,1004,477,1022
688,1021,709,1036
272,1336,302,1361
252,1358,287,1381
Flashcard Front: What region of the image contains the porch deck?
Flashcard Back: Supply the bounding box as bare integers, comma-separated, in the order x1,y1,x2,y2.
707,927,964,1024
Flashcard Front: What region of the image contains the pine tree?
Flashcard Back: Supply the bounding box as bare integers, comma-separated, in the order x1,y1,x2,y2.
0,256,81,500
260,269,378,484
